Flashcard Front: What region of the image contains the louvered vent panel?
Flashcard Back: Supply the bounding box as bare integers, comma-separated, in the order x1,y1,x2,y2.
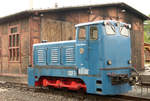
37,49,45,63
65,47,75,63
51,48,59,63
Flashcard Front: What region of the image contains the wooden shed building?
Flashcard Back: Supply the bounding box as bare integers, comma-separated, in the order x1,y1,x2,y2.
0,2,149,83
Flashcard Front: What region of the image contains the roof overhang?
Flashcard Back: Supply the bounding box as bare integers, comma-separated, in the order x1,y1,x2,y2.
0,2,149,24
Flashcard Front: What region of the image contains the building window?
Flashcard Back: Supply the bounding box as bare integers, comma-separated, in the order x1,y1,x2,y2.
9,26,20,61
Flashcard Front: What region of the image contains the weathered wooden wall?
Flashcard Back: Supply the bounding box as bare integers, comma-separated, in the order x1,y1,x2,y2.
0,18,30,75
29,16,41,65
41,18,75,42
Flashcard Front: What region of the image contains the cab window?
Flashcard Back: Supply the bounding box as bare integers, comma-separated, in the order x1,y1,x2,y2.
78,26,86,40
105,24,116,35
120,26,130,37
90,26,98,40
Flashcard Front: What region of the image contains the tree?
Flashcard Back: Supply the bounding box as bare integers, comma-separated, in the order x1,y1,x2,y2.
144,32,150,43
144,15,150,43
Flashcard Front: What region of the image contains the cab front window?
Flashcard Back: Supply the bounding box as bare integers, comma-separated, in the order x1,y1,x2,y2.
120,26,130,37
105,24,116,35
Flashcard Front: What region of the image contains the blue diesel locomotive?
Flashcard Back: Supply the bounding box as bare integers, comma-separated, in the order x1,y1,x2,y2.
28,20,137,95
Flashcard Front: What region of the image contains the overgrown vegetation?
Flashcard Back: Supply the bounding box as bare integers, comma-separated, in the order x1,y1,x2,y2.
144,15,150,43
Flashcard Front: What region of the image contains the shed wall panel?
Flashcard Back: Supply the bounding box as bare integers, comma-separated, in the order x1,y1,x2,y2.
41,19,75,42
0,18,30,74
41,19,61,42
1,57,8,73
20,31,30,74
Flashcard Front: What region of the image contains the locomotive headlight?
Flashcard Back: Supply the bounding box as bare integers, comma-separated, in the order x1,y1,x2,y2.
128,24,131,29
128,60,132,64
80,48,84,54
107,60,112,65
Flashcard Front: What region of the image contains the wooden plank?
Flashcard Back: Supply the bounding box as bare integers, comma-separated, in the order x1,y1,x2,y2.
62,21,75,40
41,19,75,42
41,19,61,42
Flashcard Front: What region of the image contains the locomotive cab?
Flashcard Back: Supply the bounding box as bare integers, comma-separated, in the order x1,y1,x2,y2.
75,20,132,74
75,21,135,94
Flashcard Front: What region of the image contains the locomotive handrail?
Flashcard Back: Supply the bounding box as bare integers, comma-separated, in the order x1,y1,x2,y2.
100,67,132,70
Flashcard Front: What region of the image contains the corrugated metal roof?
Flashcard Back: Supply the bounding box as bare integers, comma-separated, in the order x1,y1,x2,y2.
0,2,149,24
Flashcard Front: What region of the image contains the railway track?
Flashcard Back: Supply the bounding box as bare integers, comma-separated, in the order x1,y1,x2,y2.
0,81,149,101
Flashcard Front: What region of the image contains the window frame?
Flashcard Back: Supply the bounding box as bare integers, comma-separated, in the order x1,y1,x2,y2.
8,25,20,62
78,26,87,41
90,25,98,40
105,24,116,35
120,26,130,37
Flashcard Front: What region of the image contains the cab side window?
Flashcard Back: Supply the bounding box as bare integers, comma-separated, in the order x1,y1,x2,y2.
78,26,86,40
90,26,98,40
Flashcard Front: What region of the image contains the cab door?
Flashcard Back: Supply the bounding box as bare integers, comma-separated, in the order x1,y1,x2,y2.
88,25,99,75
76,26,89,75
